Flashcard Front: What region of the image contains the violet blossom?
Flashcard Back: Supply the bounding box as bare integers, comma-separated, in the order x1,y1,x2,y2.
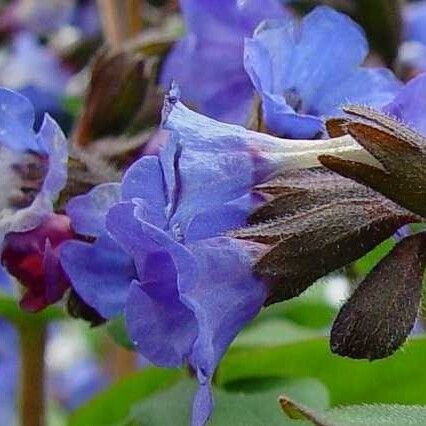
244,6,401,138
60,86,371,425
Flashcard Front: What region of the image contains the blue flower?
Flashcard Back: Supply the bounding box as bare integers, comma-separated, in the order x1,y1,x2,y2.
0,87,68,243
70,0,100,37
1,0,100,37
61,88,368,424
244,6,401,139
3,0,74,35
404,1,426,46
0,33,72,130
160,0,288,125
400,1,426,75
384,72,426,136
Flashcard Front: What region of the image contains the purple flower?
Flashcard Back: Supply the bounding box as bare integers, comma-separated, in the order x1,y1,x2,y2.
70,0,100,37
244,6,401,139
0,0,100,37
61,86,369,424
0,88,68,243
404,1,426,46
2,214,75,312
0,33,72,130
399,1,426,75
1,0,74,35
160,0,288,125
384,72,426,136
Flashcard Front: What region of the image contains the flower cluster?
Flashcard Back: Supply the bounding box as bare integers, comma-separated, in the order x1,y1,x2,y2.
0,88,69,311
160,0,288,124
1,2,426,425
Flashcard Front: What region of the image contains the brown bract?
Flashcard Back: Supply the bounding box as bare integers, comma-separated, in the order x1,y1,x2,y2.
320,105,426,218
331,232,426,359
230,168,419,305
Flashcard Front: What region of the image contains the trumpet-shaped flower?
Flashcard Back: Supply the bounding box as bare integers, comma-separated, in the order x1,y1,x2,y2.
0,88,68,310
404,1,426,46
160,0,288,124
61,88,369,425
0,87,67,241
244,6,401,138
398,1,426,75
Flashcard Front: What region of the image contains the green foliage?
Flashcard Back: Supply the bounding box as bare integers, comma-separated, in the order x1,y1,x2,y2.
281,396,426,426
218,337,426,406
62,96,84,119
233,319,321,348
0,293,65,326
106,316,135,350
69,368,182,426
254,289,337,330
123,378,329,426
321,404,426,425
352,237,395,277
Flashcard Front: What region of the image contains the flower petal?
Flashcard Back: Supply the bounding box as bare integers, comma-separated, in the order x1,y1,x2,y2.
60,235,135,319
383,73,426,136
107,202,198,367
183,237,267,378
121,156,167,228
66,183,121,237
0,87,37,151
318,68,401,115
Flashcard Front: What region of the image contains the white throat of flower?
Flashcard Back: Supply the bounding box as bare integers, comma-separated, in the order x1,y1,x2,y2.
276,134,381,171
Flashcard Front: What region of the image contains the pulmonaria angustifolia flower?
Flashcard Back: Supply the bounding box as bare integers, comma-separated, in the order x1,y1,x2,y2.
0,88,68,310
2,214,74,312
397,1,426,76
244,6,401,139
160,0,288,125
1,0,74,35
404,1,426,46
0,87,67,241
60,87,370,425
0,32,72,130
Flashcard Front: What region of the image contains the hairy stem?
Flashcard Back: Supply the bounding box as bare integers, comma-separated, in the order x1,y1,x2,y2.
18,322,46,426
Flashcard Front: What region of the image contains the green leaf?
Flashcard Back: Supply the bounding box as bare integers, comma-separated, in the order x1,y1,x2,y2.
62,96,83,118
106,316,135,350
323,404,426,425
233,319,321,348
123,378,329,426
255,289,337,329
0,293,65,326
218,337,426,406
280,397,426,426
69,368,182,426
351,237,395,277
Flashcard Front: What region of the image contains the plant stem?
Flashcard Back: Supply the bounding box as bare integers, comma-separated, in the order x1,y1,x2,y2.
104,335,138,381
97,0,143,49
18,322,46,426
